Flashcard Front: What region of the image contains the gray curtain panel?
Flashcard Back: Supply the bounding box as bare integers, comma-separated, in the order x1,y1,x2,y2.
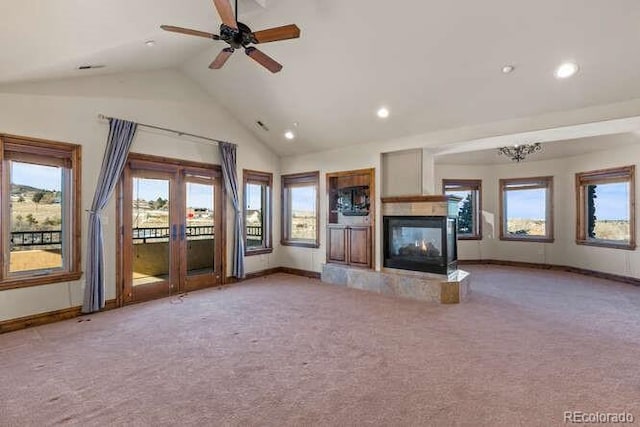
82,119,138,313
219,142,245,279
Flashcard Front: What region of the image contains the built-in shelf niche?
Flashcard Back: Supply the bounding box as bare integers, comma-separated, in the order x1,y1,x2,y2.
328,170,373,225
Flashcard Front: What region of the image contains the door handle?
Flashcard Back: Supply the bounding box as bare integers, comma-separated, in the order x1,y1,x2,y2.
172,224,177,241
180,224,186,240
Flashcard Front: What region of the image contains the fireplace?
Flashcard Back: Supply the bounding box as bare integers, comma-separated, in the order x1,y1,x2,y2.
322,195,468,304
383,216,457,275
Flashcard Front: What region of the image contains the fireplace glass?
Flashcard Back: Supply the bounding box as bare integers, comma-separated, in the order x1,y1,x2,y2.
383,216,457,275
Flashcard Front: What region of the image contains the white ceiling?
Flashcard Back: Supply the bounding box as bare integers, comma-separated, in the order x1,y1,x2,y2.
2,0,640,156
434,132,640,165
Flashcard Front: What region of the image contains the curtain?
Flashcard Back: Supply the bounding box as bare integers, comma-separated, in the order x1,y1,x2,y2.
82,119,138,313
219,142,245,279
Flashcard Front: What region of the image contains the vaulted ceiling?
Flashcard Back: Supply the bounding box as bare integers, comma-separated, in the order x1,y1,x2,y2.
2,0,640,156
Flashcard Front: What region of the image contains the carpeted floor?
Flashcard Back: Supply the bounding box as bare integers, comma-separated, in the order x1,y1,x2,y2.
1,266,639,426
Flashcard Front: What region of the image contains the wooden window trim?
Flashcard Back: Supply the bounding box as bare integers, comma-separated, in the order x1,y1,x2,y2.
499,176,554,243
281,171,320,248
243,169,273,256
0,134,82,290
575,165,636,250
442,179,483,240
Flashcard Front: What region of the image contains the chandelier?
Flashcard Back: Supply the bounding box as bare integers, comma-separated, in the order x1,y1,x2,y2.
497,143,542,162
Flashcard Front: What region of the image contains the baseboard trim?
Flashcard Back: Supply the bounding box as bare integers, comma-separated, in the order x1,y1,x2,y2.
0,298,118,334
279,267,322,279
246,267,282,280
458,259,640,286
5,267,322,333
226,266,321,284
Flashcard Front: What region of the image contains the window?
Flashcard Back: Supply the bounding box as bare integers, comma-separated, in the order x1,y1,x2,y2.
576,166,635,250
499,176,553,242
281,171,319,248
443,179,482,240
243,169,273,255
1,134,81,289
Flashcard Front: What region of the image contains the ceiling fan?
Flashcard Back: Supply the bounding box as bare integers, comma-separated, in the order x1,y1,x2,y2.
161,0,300,73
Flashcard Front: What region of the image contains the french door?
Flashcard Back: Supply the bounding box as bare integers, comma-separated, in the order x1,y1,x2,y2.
118,154,224,304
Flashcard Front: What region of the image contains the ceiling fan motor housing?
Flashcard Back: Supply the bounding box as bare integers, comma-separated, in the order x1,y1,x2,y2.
220,22,254,49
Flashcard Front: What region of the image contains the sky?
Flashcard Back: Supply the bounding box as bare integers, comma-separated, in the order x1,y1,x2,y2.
506,189,546,220
506,184,629,220
122,178,312,212
291,186,316,213
132,178,214,209
13,162,628,221
590,182,629,220
11,162,61,191
245,183,263,211
449,184,629,221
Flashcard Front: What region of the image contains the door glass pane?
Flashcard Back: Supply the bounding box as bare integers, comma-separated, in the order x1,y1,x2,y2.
132,177,170,286
186,182,214,276
9,161,64,273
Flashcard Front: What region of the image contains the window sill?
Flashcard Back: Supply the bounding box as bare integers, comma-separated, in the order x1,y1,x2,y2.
281,240,320,249
0,271,82,291
576,240,636,251
244,247,274,256
500,236,555,243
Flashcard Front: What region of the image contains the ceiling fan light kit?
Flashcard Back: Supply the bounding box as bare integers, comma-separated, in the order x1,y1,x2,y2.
161,0,300,73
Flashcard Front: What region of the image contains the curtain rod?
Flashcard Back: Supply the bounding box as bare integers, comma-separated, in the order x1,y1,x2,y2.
97,114,228,146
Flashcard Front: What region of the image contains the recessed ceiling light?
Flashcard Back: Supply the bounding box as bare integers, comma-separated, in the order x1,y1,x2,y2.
145,40,156,47
284,130,295,140
502,65,515,74
555,62,579,79
377,107,390,119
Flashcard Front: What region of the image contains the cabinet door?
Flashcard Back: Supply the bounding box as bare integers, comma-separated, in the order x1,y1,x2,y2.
327,226,347,264
348,226,371,268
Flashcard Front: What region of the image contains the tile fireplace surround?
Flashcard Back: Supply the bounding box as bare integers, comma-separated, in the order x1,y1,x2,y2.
321,195,471,304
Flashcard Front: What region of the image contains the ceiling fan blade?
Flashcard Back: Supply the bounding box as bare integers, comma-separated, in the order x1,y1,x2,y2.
213,0,238,29
245,47,283,73
209,48,235,69
160,25,220,40
252,24,301,44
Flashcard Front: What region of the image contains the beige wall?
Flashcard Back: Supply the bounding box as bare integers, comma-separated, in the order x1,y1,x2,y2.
0,69,280,321
435,141,640,278
3,67,640,322
279,131,640,278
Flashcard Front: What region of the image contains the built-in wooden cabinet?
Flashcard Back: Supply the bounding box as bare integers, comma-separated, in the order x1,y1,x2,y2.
326,169,375,269
327,225,347,264
327,225,372,267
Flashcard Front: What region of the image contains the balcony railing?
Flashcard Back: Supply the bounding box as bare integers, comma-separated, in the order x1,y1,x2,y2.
246,225,262,237
10,225,263,247
132,226,216,243
10,230,62,248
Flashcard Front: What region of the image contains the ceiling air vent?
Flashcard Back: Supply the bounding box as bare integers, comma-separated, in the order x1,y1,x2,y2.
77,65,106,70
256,120,270,131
